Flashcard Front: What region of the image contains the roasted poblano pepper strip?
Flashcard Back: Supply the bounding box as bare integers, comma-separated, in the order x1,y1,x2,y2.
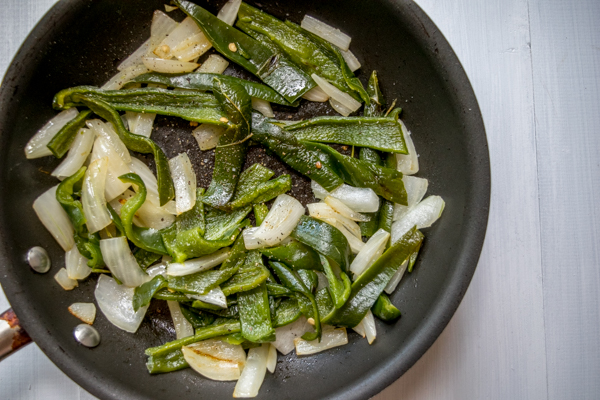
377,153,397,234
316,287,335,321
292,215,350,272
234,163,274,196
145,320,241,357
153,289,189,302
253,203,269,226
130,72,296,106
238,281,275,342
221,251,270,296
259,238,322,271
283,115,407,154
266,282,293,297
272,297,302,328
47,109,93,158
203,77,252,208
176,188,206,234
133,248,162,270
146,349,189,374
364,71,386,117
117,173,168,255
161,223,238,263
319,255,351,309
269,261,321,341
226,163,291,209
133,275,168,311
180,304,216,328
204,206,252,241
324,226,423,327
358,149,382,237
407,236,423,273
297,269,319,294
371,293,401,322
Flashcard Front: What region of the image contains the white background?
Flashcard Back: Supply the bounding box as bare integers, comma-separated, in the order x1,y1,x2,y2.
1,0,599,399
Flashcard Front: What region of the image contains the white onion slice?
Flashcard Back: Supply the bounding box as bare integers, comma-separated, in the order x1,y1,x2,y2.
307,203,361,239
393,176,429,221
294,327,348,355
167,248,230,276
95,274,149,333
165,5,177,12
154,17,204,59
245,194,305,249
87,119,131,163
128,157,161,207
68,303,96,324
329,98,354,117
384,259,409,294
324,196,368,221
349,229,390,278
217,0,242,25
100,236,150,287
242,227,265,250
125,111,156,138
182,339,246,381
102,64,150,90
142,57,199,73
32,185,75,251
25,108,79,159
65,246,91,280
147,263,167,278
51,128,95,180
311,74,361,113
352,320,365,337
301,15,351,51
390,196,445,245
395,120,419,175
311,181,379,213
302,86,330,102
192,123,226,150
167,300,194,339
54,268,78,291
171,32,213,62
266,344,277,373
90,137,131,201
135,198,176,230
273,317,309,355
340,48,361,72
81,157,111,234
197,54,230,74
233,343,269,398
251,98,275,118
363,310,376,344
187,287,227,308
335,221,365,254
169,152,197,214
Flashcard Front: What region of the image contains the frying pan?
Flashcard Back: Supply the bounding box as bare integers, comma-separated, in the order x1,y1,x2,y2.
0,0,490,398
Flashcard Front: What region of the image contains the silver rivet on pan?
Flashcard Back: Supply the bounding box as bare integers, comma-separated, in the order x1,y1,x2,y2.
73,324,101,348
26,246,51,273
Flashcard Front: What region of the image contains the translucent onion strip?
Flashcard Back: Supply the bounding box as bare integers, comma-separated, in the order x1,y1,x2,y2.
197,54,230,74
251,97,275,118
142,57,199,73
217,0,242,26
193,123,226,150
294,327,348,355
65,246,91,280
335,221,365,254
349,229,390,278
54,268,78,291
125,111,156,138
95,274,149,333
233,343,269,398
301,15,351,51
25,108,79,159
167,300,194,339
167,248,231,276
188,287,227,308
102,64,150,90
311,181,379,213
169,153,197,214
182,339,246,381
340,48,361,72
100,236,150,287
90,137,131,201
128,157,162,207
307,203,361,239
393,176,429,221
110,189,175,230
171,33,213,62
273,317,309,355
324,196,369,221
391,196,445,245
154,17,210,61
266,344,277,373
362,310,376,344
395,120,419,175
32,185,75,251
384,259,409,294
302,86,330,102
51,128,95,180
329,98,355,117
87,119,131,163
245,194,305,249
312,74,361,113
68,303,96,324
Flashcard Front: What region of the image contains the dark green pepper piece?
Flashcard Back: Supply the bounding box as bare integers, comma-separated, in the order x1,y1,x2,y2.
315,287,335,321
266,282,293,297
272,297,302,328
161,223,238,263
221,251,270,296
176,188,206,234
180,304,216,328
364,71,386,117
133,248,162,270
204,206,252,240
319,255,351,309
407,237,423,273
358,149,382,237
227,164,291,209
259,238,322,271
238,282,275,342
133,275,168,311
153,289,189,302
253,203,269,226
297,269,318,294
47,109,93,158
146,349,188,374
371,293,401,322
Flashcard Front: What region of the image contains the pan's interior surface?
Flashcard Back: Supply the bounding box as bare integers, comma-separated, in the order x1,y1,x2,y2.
0,1,489,399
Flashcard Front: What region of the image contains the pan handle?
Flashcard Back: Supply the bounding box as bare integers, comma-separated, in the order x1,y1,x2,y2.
0,308,32,360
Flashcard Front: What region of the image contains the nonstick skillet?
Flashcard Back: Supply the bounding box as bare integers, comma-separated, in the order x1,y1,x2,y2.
0,0,490,398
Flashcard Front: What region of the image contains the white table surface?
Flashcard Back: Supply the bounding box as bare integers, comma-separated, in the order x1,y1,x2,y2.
2,0,599,399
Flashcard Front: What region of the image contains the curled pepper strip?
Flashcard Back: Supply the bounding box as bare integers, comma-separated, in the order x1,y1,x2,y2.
319,255,351,309
47,109,93,158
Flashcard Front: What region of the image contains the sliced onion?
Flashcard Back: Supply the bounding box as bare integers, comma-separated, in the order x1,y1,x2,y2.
125,111,156,138
393,175,429,220
324,196,368,221
307,203,361,239
329,98,354,117
187,287,227,308
301,86,330,102
109,190,145,228
352,320,365,337
147,263,167,278
142,57,199,73
391,195,445,245
25,108,79,159
395,120,419,175
311,181,379,213
136,199,176,230
165,4,177,12
100,236,150,287
169,152,197,214
167,300,194,339
82,157,112,234
301,15,351,51
128,157,161,207
384,259,408,294
90,137,131,201
312,74,361,114
87,119,131,163
340,48,361,72
171,33,213,62
68,302,96,324
294,327,348,355
95,274,149,333
363,310,376,344
245,194,305,249
65,246,91,280
233,343,269,398
102,64,150,90
154,17,204,59
167,248,230,276
251,97,274,118
335,221,365,254
51,128,95,180
192,123,226,150
182,339,246,381
273,317,309,355
197,54,230,74
54,268,78,290
349,229,390,278
217,0,242,26
266,344,277,373
242,227,265,250
32,185,75,251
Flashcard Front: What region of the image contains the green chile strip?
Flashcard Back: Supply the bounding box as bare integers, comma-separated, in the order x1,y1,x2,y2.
47,109,93,158
371,293,402,322
238,282,275,342
221,251,270,296
133,275,168,311
259,239,322,271
146,349,189,374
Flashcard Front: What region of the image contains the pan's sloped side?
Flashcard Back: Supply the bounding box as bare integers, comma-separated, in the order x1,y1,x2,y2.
0,1,489,399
